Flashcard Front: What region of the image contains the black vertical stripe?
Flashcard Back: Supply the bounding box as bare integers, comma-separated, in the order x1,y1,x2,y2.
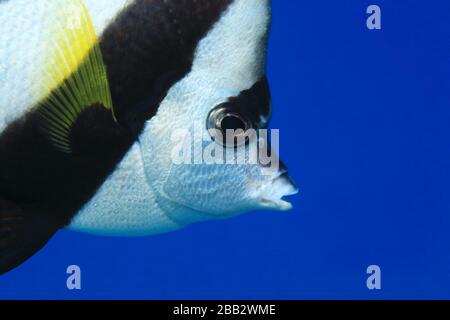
101,0,233,134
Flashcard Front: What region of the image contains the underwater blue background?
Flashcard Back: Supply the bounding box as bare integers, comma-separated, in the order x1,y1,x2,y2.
2,0,450,299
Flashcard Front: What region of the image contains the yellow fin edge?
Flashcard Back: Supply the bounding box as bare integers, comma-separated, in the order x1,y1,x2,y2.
36,0,114,153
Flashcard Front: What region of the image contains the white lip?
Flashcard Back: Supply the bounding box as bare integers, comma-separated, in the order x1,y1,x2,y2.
259,173,299,211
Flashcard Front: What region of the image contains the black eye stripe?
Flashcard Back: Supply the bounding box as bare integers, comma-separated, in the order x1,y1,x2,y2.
226,76,272,127
206,76,272,148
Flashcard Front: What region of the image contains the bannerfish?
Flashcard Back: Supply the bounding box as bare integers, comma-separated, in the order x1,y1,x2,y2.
0,0,298,275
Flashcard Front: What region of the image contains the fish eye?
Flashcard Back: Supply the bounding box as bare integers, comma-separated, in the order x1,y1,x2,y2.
207,104,254,148
220,114,247,131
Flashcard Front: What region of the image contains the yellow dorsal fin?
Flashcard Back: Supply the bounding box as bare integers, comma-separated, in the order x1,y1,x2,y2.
37,0,114,153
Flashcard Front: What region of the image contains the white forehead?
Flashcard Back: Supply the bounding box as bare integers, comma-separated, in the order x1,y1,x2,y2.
192,0,271,92
154,0,271,120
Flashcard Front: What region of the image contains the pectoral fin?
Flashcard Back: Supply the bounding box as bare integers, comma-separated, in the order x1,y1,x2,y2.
36,0,114,153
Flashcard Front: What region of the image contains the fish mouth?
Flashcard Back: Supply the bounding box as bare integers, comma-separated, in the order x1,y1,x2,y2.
258,172,299,211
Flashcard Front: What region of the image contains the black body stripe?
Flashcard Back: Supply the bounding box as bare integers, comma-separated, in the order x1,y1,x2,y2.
0,0,233,274
101,0,233,134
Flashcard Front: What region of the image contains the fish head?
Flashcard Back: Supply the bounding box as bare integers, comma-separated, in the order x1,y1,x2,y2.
139,0,298,223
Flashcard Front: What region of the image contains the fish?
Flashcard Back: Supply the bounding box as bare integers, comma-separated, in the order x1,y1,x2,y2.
0,0,298,275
